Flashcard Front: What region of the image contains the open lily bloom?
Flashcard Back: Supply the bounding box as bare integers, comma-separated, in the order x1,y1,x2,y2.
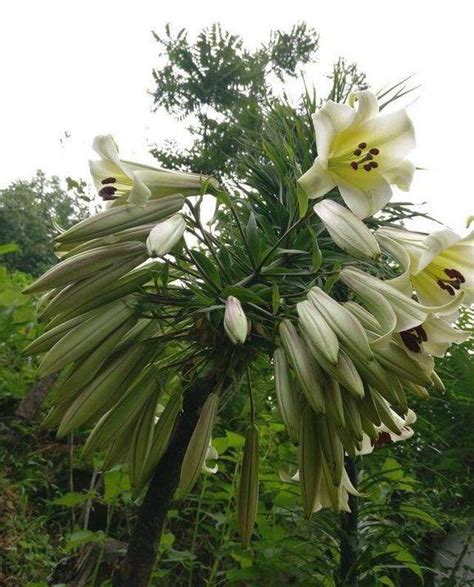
298,90,415,219
90,135,213,206
376,227,474,306
357,408,417,455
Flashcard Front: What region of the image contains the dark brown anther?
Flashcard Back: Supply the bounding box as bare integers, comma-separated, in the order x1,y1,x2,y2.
353,149,362,156
358,142,367,149
445,268,465,283
101,177,117,185
400,331,421,353
437,280,456,296
363,163,372,171
371,161,379,169
99,186,117,200
351,162,359,170
414,325,428,342
369,148,380,155
373,431,392,448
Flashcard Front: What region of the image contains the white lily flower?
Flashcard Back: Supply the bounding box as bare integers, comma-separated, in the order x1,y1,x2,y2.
298,90,415,219
345,295,467,368
340,267,463,334
376,227,474,306
224,296,249,345
146,214,186,257
89,134,213,205
314,200,381,259
357,408,416,455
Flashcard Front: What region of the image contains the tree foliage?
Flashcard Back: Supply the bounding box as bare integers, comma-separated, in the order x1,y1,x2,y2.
0,172,90,276
150,23,320,177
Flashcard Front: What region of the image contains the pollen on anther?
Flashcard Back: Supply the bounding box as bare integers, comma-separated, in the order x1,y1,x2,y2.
351,162,359,170
363,163,372,171
101,177,116,185
369,148,380,155
358,142,367,149
353,149,362,156
371,161,379,169
99,186,117,199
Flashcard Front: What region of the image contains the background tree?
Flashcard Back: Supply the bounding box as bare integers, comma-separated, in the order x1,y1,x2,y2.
150,23,322,177
0,172,91,276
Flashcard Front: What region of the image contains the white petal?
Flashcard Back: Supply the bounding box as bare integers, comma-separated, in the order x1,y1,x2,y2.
313,101,355,160
349,90,379,125
416,229,461,273
298,158,336,200
356,109,415,161
337,171,393,219
128,175,152,205
381,159,415,191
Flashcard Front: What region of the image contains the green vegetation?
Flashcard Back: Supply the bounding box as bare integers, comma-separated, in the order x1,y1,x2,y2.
1,23,473,587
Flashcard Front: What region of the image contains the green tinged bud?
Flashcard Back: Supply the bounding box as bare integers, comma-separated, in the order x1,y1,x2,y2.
299,405,322,519
178,393,219,498
279,320,325,415
296,300,339,364
273,348,304,442
238,424,259,548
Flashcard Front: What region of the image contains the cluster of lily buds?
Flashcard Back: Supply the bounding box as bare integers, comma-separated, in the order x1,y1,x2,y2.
23,136,214,493
276,271,470,515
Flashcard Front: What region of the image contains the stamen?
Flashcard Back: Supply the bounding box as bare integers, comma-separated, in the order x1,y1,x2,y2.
373,431,392,448
350,162,359,170
363,163,372,171
437,280,456,296
414,325,428,342
445,268,466,283
353,149,362,156
101,177,116,185
400,331,421,353
370,161,379,169
369,148,380,155
358,142,367,149
99,186,117,200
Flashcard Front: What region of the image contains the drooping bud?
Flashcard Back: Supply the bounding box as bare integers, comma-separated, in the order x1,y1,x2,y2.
299,405,322,519
297,300,339,364
178,393,219,498
314,200,381,259
279,320,326,414
238,424,259,548
146,214,186,257
224,296,248,344
273,348,304,442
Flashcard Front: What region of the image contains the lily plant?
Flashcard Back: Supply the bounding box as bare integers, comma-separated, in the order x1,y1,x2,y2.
25,87,473,585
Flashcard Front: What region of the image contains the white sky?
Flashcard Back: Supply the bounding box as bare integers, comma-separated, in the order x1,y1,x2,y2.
1,0,472,233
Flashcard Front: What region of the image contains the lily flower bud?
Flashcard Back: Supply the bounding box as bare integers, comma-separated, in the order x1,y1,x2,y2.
273,348,304,442
314,200,380,259
146,214,186,257
279,320,326,414
224,296,248,344
238,424,259,547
